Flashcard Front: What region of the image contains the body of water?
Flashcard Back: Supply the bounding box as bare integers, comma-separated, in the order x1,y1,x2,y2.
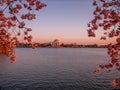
0,48,119,90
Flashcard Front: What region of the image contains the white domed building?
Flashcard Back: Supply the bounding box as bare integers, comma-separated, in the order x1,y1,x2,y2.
51,39,62,47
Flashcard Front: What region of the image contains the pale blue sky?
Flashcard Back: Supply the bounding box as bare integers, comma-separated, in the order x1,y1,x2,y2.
25,0,115,45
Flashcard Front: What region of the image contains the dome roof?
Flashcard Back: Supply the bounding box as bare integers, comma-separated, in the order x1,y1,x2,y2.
53,39,61,43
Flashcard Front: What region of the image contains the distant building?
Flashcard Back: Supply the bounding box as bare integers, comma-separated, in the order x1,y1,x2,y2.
51,39,62,47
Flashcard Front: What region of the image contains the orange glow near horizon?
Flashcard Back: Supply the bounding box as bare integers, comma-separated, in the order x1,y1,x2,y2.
20,0,117,46
25,34,116,45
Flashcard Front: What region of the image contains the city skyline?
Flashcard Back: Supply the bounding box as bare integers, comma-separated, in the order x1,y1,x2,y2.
23,0,116,45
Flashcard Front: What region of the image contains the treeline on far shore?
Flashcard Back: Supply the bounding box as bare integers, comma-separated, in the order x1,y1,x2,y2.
16,43,107,48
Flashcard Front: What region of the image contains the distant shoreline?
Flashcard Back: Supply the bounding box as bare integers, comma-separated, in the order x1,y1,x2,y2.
16,47,107,48
16,43,107,48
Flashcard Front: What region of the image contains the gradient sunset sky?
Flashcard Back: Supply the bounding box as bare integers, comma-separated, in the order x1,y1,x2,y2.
25,0,115,45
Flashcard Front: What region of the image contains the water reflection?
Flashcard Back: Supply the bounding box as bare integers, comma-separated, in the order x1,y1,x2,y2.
0,54,9,63
0,48,119,90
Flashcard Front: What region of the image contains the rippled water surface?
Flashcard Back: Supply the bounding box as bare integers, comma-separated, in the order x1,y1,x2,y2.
0,48,120,90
